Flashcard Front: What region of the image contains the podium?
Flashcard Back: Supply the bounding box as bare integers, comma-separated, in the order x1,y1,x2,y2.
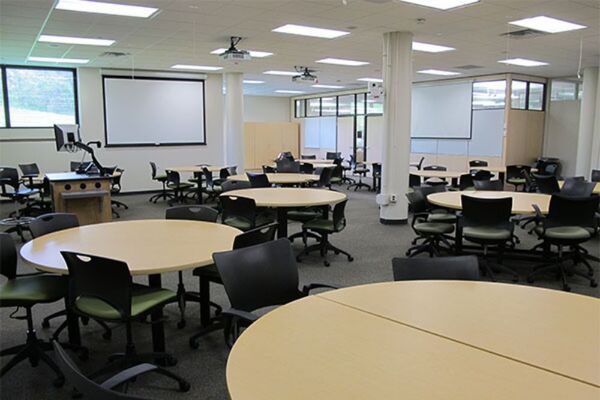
46,172,112,225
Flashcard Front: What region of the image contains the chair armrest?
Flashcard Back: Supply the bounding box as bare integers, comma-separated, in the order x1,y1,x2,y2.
302,283,339,295
222,308,259,324
531,204,543,219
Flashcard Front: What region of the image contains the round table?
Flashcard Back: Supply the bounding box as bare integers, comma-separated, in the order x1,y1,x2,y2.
427,190,551,215
227,281,600,399
166,165,229,204
228,173,319,185
20,219,241,352
222,188,346,238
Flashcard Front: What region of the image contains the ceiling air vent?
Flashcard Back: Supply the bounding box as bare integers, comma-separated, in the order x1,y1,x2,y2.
99,51,131,58
454,65,483,70
500,29,548,39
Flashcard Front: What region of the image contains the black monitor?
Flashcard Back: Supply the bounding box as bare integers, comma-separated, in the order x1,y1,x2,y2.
54,124,81,152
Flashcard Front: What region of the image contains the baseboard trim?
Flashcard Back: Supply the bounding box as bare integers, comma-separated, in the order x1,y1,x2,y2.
379,218,407,225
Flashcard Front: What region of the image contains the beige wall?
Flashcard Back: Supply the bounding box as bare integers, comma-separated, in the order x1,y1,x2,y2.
244,122,299,170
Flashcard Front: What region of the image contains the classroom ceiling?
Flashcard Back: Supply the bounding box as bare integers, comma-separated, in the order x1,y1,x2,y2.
0,0,599,96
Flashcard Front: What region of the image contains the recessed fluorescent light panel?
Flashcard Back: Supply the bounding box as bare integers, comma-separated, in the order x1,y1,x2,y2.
272,24,349,39
316,58,369,66
211,48,273,58
55,0,158,18
171,64,222,71
243,80,265,84
357,77,383,83
275,90,304,94
497,58,548,67
400,0,479,10
28,56,89,64
312,84,345,89
418,69,461,76
509,16,586,33
413,41,455,53
39,34,115,46
263,70,298,76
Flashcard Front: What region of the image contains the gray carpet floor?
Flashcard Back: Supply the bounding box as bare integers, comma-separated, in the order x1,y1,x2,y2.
1,184,598,399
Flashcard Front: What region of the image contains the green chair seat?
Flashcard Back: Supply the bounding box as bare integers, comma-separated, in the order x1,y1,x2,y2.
427,213,456,223
535,226,592,241
288,208,321,222
223,215,273,231
507,178,526,185
75,286,175,321
302,219,335,233
168,182,193,190
414,222,454,235
0,275,66,307
330,177,342,184
463,226,511,241
154,174,167,181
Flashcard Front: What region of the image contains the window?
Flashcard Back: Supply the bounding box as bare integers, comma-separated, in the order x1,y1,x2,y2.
511,80,527,109
472,80,506,110
528,82,545,110
306,98,320,117
550,80,577,101
338,94,355,115
321,97,336,116
295,99,305,118
356,93,366,115
3,66,77,128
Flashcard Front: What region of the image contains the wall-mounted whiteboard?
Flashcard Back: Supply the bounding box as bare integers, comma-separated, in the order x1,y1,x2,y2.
411,82,472,139
304,117,336,149
103,76,206,147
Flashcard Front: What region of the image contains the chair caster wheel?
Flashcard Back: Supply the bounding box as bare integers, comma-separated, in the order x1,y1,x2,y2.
179,381,191,392
53,376,65,388
42,320,50,328
102,330,112,341
348,256,354,262
324,261,330,267
189,338,199,350
405,251,410,256
591,280,598,288
177,320,186,329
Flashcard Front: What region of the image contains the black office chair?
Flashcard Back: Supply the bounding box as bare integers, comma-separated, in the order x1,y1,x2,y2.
262,165,276,174
472,169,493,182
148,162,172,203
299,162,314,175
301,154,317,160
474,179,504,191
404,192,454,257
414,185,456,223
457,173,475,191
60,251,189,392
297,200,354,266
506,165,531,191
469,160,488,168
533,174,560,194
313,167,334,189
371,163,382,193
18,163,42,189
202,167,223,202
189,222,278,349
411,156,425,170
165,170,193,205
276,160,301,173
392,255,480,281
347,155,371,191
459,195,518,282
0,233,66,386
276,151,294,162
591,170,600,182
0,166,40,240
105,167,128,218
326,152,341,160
246,172,271,188
220,180,251,193
213,238,336,346
329,165,344,186
559,177,596,197
213,167,231,186
165,205,219,329
422,165,447,186
221,195,273,231
409,174,421,190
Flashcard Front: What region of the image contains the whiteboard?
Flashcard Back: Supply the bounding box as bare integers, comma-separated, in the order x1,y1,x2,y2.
411,82,472,139
103,77,205,146
468,109,504,156
303,117,336,149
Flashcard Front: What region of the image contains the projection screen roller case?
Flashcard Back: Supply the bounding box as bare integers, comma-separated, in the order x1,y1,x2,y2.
103,76,206,146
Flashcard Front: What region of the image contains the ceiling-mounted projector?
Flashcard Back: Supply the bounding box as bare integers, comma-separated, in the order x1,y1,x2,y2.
221,36,251,61
292,66,318,84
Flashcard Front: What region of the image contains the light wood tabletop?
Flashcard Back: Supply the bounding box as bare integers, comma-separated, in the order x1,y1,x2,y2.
227,293,599,400
20,219,241,275
412,170,464,179
427,190,551,214
166,165,228,173
298,159,335,164
321,281,600,387
228,173,320,185
222,187,346,208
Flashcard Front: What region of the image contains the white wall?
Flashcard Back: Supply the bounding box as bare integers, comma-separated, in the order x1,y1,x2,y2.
543,100,581,177
0,67,226,192
243,96,290,122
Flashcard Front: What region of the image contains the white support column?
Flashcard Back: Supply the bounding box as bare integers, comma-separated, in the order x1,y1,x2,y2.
590,69,600,171
378,31,413,224
223,72,245,171
575,67,598,176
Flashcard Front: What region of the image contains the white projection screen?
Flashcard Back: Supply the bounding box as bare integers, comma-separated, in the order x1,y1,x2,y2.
411,82,472,139
103,76,206,146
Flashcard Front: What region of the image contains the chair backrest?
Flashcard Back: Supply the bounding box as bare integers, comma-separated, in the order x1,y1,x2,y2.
202,167,215,188
149,161,159,179
471,169,493,181
461,195,512,228
545,195,600,229
409,174,421,188
0,233,17,280
19,163,40,176
165,205,218,222
221,180,251,193
332,200,348,232
533,174,560,194
246,172,271,188
331,165,343,181
166,170,181,186
415,184,447,209
506,165,531,180
233,222,278,249
228,166,238,175
219,168,230,180
333,157,343,166
405,191,428,214
458,173,474,190
372,163,382,176
523,169,536,192
469,160,488,167
276,151,294,162
0,167,19,192
221,195,257,228
316,167,334,188
392,255,480,281
113,168,124,190
276,160,300,173
29,213,79,238
592,169,600,182
299,163,314,174
262,165,276,174
423,165,447,171
213,239,302,312
473,179,503,191
301,155,317,160
52,341,146,400
326,152,341,160
559,178,595,197
415,156,425,170
61,251,132,320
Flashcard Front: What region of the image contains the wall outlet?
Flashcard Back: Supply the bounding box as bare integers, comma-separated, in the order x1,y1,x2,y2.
390,194,397,203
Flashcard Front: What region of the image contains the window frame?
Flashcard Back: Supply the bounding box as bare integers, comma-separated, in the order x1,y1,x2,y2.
510,79,545,112
305,97,322,118
0,64,79,129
